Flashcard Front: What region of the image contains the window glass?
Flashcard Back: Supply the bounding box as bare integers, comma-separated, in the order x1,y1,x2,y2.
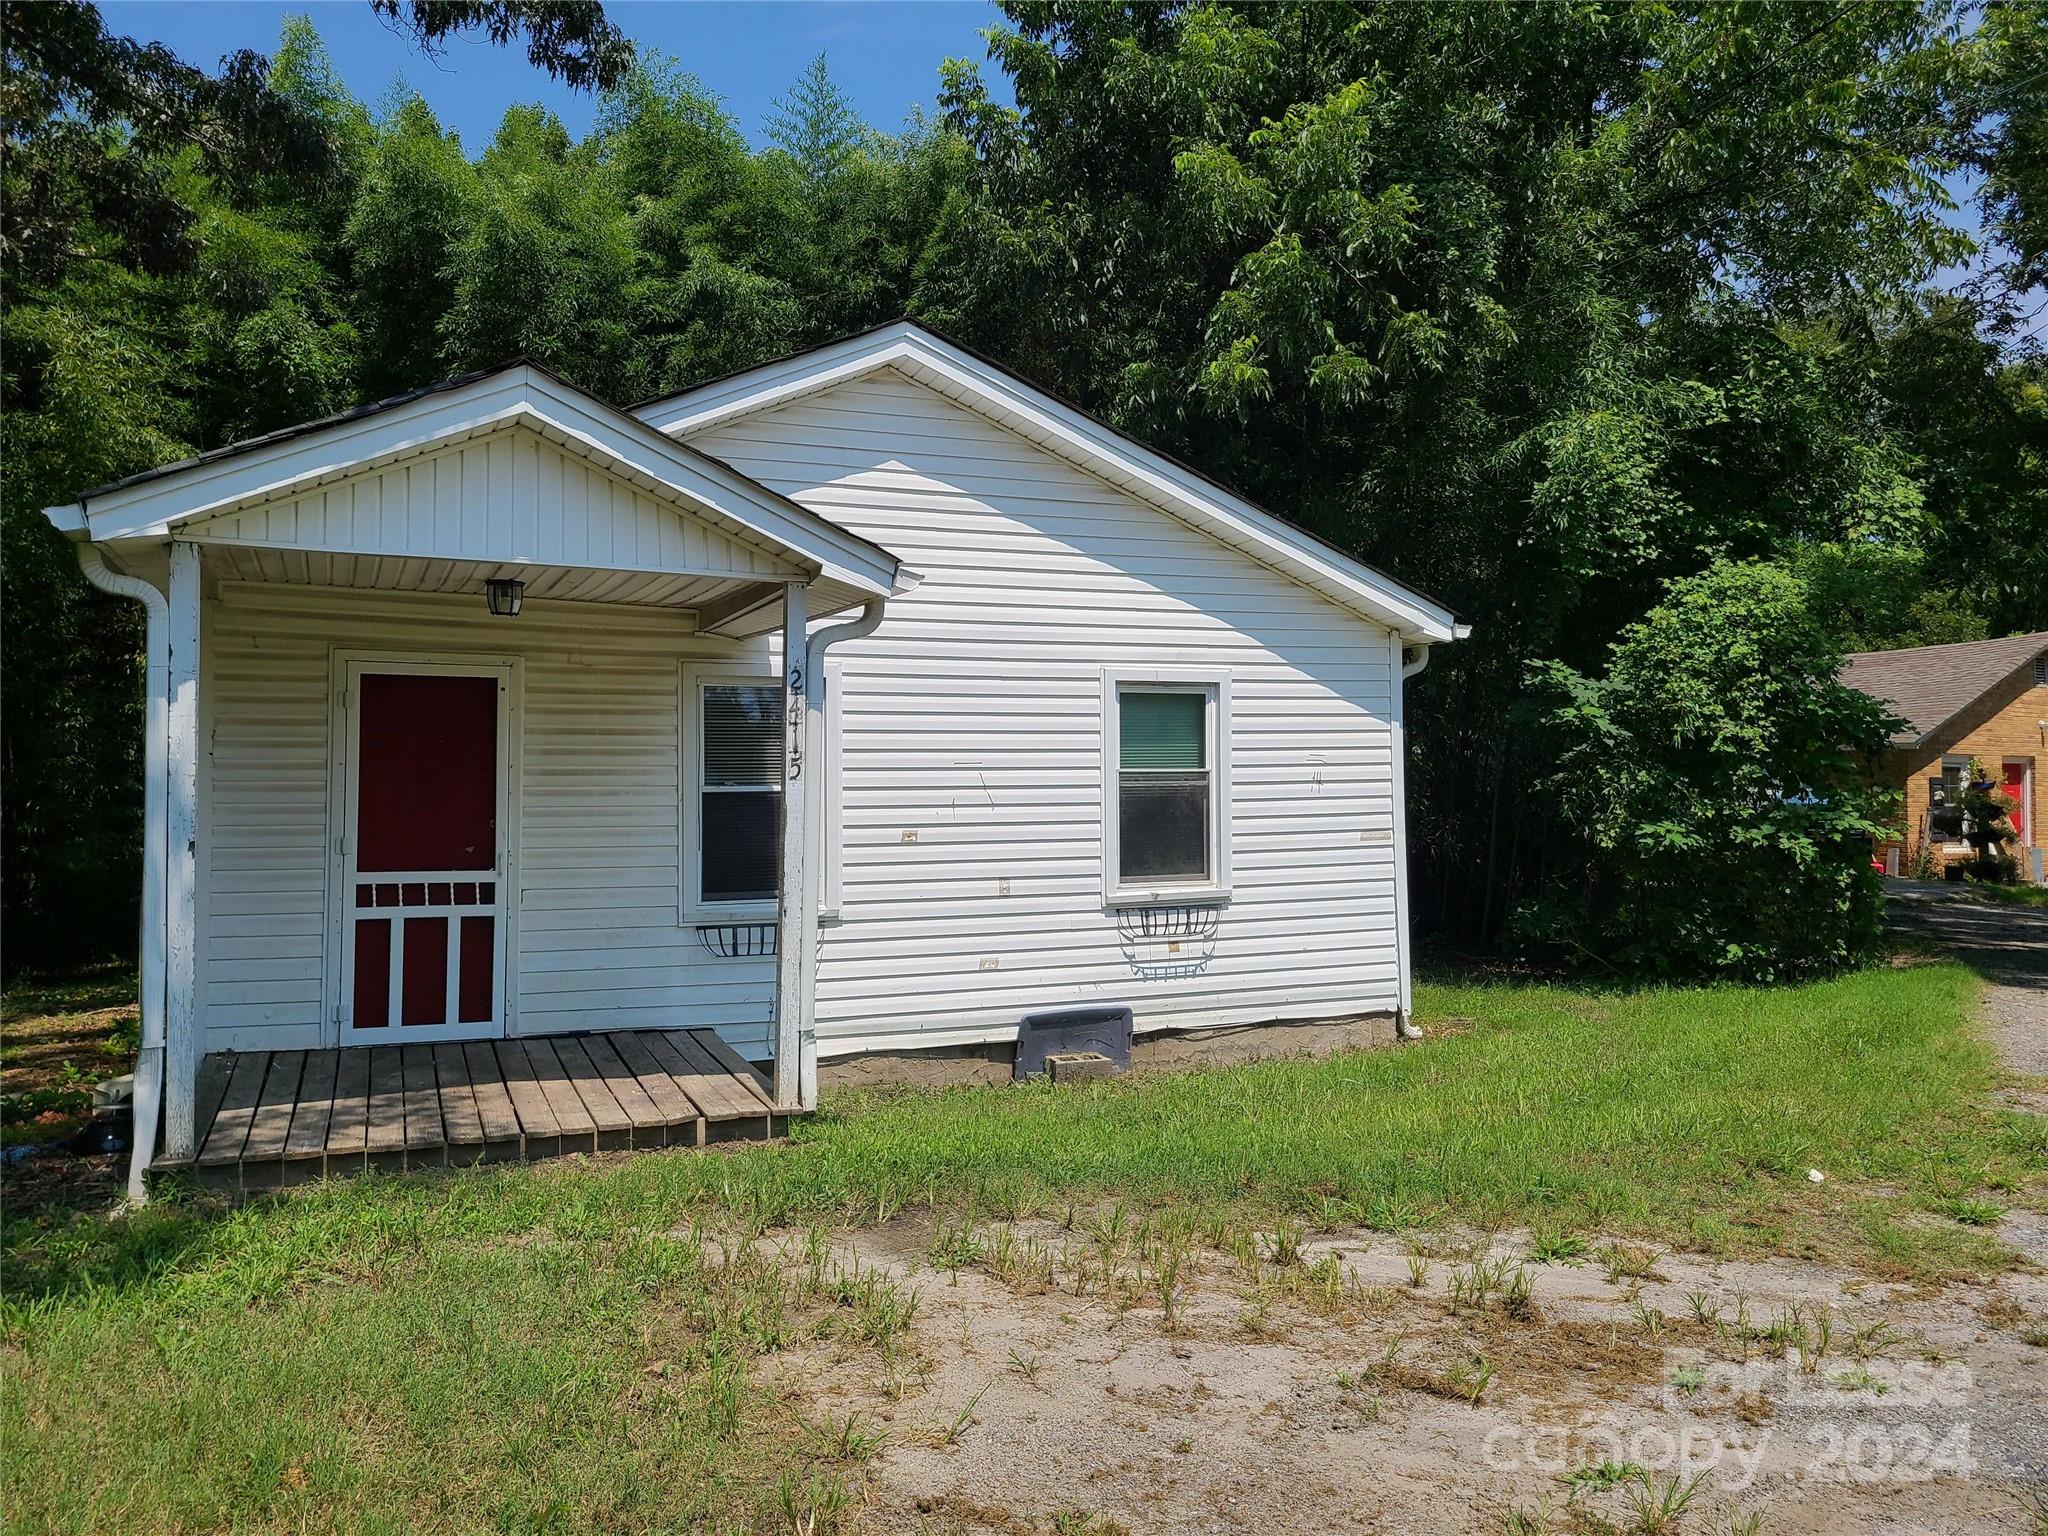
1118,689,1209,882
701,684,783,903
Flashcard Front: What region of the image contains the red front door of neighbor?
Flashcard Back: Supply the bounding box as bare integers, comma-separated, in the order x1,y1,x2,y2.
2004,761,2030,845
345,671,506,1042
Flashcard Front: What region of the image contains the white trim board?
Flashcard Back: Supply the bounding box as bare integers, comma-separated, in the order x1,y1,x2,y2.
635,323,1467,644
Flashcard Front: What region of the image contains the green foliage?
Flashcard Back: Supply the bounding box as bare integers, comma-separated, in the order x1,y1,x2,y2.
1523,562,1902,980
369,0,635,93
767,53,870,184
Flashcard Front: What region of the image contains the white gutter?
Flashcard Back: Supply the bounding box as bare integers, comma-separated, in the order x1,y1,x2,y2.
792,595,892,1107
1392,642,1433,1039
73,543,169,1204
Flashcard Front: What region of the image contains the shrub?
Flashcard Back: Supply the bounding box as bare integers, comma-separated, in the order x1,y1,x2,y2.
1518,560,1901,980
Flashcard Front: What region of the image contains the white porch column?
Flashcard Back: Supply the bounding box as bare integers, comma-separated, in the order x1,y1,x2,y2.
162,540,204,1160
773,581,811,1110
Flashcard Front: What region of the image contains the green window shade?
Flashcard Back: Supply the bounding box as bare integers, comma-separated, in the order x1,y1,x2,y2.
1119,691,1205,772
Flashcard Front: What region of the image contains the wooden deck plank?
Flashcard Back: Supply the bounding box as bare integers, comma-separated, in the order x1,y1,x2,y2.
431,1043,485,1146
326,1048,370,1155
552,1036,633,1137
186,1056,235,1162
195,1052,271,1166
283,1050,339,1159
654,1031,753,1120
365,1047,408,1153
687,1029,776,1108
463,1041,522,1143
494,1041,557,1139
240,1051,305,1161
522,1039,597,1140
608,1030,704,1128
400,1045,444,1151
584,1035,668,1128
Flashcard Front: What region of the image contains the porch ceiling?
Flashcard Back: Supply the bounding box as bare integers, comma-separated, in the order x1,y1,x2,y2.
207,544,759,611
98,540,875,638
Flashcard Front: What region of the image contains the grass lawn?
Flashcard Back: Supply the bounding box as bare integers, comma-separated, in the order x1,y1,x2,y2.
4,963,2041,1534
1950,878,2048,909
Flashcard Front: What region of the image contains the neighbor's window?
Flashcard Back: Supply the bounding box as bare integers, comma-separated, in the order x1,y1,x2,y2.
1117,686,1214,884
700,683,784,904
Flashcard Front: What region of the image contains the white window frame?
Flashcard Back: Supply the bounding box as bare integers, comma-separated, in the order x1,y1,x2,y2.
1101,667,1231,907
681,662,843,924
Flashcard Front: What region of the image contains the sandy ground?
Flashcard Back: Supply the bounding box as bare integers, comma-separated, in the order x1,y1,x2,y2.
757,889,2047,1535
767,1213,2045,1536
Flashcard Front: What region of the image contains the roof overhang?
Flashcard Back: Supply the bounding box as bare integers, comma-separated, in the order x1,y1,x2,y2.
635,322,1468,645
45,363,903,601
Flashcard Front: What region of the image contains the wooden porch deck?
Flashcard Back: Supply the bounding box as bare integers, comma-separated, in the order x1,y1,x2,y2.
163,1030,789,1189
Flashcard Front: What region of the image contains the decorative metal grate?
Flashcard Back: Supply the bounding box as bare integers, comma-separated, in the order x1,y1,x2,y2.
697,923,777,959
1115,903,1221,980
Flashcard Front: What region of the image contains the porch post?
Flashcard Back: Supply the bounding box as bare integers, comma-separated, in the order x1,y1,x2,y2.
162,540,204,1160
773,580,810,1111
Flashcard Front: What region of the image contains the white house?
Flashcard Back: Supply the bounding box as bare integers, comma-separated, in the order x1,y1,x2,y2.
47,322,1465,1196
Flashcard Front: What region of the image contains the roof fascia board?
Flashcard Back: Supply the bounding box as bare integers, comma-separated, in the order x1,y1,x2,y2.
63,368,898,596
638,325,1461,642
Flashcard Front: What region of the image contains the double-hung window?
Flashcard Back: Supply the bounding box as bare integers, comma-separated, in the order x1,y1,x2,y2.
693,677,785,911
1104,671,1229,902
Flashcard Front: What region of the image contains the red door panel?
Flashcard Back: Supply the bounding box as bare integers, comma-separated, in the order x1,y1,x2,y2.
356,673,498,872
2003,762,2029,844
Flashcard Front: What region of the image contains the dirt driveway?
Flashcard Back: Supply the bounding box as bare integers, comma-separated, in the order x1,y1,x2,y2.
769,891,2048,1536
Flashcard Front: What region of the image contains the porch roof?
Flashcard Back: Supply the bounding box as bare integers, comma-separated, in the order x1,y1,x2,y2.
44,361,908,626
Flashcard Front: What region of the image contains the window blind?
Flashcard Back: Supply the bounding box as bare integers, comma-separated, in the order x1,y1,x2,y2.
1119,691,1206,772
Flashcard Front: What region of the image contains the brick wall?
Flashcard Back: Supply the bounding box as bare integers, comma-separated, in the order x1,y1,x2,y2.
1889,666,2047,880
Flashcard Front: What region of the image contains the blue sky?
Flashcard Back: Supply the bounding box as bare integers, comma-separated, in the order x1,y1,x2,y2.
99,1,1011,149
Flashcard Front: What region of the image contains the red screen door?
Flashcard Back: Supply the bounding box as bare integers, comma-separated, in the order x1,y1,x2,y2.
344,670,506,1042
2003,762,2030,845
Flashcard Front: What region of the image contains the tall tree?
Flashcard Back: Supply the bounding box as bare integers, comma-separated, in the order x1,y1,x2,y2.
369,0,633,92
766,53,868,183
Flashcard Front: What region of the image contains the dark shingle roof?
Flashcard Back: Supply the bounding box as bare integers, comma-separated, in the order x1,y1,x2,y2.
1840,631,2048,747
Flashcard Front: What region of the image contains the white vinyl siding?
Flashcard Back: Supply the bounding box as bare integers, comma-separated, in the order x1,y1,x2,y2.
185,427,796,580
198,583,775,1056
689,367,1402,1057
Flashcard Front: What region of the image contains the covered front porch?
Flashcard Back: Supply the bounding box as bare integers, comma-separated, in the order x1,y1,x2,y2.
46,362,909,1197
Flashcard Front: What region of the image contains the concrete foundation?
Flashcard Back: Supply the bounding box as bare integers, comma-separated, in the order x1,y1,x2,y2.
817,1012,1401,1093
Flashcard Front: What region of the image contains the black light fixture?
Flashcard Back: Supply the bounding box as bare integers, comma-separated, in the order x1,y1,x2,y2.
484,577,525,617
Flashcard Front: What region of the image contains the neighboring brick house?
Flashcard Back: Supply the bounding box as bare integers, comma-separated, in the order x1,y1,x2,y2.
1841,631,2048,882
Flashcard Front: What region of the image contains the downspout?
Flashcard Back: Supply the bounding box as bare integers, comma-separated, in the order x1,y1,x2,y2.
794,595,891,1109
74,543,170,1204
1393,642,1431,1041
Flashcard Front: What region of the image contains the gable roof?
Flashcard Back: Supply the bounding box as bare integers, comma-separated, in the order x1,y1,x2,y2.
633,320,1468,645
1841,631,2048,747
45,361,904,600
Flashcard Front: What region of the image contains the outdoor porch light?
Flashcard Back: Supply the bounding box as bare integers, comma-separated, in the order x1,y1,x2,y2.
484,578,525,617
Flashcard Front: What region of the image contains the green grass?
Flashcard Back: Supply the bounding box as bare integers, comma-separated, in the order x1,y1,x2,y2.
3,963,2039,1534
1952,879,2048,909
